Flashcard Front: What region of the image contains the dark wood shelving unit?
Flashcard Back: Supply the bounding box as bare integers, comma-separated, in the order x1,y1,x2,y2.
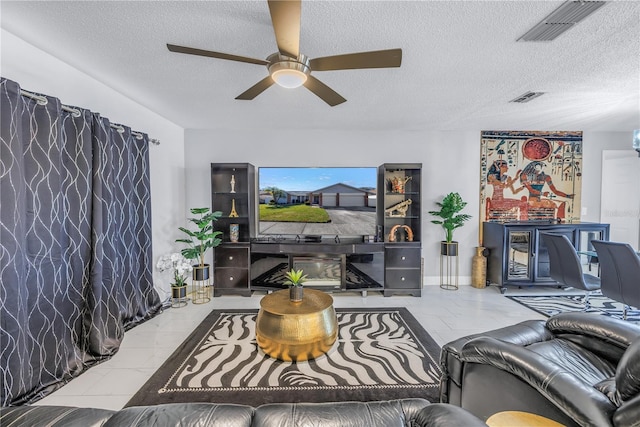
211,163,255,296
377,163,423,296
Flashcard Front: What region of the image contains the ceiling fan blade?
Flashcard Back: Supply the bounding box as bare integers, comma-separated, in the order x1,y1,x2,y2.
267,0,301,58
167,43,269,66
303,75,346,107
310,49,402,71
235,76,275,100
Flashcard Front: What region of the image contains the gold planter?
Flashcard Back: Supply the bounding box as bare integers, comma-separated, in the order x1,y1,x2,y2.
171,285,188,308
191,264,211,304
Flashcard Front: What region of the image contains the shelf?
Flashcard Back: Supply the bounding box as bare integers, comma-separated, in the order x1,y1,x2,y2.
213,191,248,196
385,192,419,196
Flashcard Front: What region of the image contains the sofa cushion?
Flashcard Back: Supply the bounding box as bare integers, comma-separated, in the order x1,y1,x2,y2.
103,402,254,427
251,399,430,427
527,338,617,386
616,338,640,402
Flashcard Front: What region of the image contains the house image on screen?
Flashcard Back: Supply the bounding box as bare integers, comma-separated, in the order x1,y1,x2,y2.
307,183,376,208
260,183,376,208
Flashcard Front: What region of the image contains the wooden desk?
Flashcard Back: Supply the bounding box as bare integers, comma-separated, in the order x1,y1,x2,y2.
255,288,338,361
487,411,565,427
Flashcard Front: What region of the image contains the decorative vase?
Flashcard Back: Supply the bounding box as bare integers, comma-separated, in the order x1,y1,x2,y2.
289,286,303,303
471,246,487,289
230,223,239,243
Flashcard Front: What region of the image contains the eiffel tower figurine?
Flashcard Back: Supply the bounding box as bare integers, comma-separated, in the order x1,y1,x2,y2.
229,199,239,218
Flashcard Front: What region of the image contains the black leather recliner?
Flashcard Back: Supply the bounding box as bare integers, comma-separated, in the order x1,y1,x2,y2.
440,312,640,427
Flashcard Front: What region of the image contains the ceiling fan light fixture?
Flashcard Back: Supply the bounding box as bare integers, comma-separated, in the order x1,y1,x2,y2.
268,53,310,88
271,68,307,88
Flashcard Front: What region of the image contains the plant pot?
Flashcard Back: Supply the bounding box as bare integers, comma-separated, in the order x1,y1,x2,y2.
192,264,210,281
289,286,303,303
171,285,187,299
440,241,458,256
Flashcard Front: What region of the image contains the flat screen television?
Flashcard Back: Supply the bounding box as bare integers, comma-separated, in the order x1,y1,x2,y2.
257,167,378,237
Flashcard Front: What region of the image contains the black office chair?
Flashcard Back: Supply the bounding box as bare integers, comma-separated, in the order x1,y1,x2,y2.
586,231,599,271
541,233,600,309
591,240,640,320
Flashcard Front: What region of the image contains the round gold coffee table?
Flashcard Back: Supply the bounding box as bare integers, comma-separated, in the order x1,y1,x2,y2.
255,288,338,362
486,411,565,427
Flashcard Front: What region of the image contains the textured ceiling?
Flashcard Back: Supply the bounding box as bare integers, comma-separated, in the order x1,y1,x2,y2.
1,1,639,132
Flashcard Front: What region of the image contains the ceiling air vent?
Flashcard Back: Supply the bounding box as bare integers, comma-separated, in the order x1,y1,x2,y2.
510,92,545,103
518,1,606,42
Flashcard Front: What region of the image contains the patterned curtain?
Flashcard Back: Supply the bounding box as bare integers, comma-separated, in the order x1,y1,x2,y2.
0,78,161,406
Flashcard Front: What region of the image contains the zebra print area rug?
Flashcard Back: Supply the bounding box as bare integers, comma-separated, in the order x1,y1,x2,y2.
125,307,442,407
507,292,640,324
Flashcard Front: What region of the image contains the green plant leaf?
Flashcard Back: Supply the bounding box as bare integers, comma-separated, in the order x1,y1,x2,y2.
284,269,308,286
190,207,209,214
177,207,223,264
429,192,472,242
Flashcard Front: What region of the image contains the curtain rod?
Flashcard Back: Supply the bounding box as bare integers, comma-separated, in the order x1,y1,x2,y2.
110,124,161,145
19,89,160,145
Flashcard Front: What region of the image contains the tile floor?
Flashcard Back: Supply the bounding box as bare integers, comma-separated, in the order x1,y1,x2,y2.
33,284,568,411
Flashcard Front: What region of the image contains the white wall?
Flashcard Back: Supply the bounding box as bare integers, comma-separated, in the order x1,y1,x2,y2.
580,132,636,222
184,129,632,286
185,129,479,285
1,30,186,300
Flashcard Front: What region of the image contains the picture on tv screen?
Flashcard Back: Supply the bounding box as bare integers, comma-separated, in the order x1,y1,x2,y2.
258,167,378,236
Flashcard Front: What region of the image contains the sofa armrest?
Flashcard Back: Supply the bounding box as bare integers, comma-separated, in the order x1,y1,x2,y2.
461,336,617,427
614,393,640,427
439,320,549,403
0,406,115,427
414,403,487,427
546,313,640,350
441,320,550,361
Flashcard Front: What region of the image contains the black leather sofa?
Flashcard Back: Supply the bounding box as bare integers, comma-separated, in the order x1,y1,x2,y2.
440,312,640,427
0,399,488,426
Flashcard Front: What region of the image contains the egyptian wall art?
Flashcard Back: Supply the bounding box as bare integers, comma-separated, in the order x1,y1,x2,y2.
480,130,582,224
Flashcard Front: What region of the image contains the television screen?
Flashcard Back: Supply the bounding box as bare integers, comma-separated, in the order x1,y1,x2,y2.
258,167,378,237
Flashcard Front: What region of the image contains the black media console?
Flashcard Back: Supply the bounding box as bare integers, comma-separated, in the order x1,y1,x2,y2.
211,162,423,297
249,240,385,296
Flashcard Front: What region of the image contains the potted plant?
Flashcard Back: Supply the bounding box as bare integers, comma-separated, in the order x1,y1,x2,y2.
428,192,472,256
284,268,308,303
176,207,223,283
156,253,193,305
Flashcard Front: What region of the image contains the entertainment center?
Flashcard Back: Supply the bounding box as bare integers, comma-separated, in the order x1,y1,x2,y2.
211,163,422,297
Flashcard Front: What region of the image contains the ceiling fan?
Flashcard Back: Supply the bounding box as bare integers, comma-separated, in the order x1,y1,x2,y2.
167,0,402,106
